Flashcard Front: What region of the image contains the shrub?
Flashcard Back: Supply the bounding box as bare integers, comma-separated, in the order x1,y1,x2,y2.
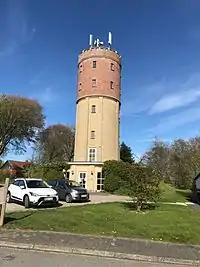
103,160,161,211
104,174,120,193
127,164,161,211
103,160,131,193
0,170,11,184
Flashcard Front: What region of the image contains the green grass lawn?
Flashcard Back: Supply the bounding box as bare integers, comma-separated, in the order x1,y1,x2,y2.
159,182,191,203
115,181,191,203
5,202,200,244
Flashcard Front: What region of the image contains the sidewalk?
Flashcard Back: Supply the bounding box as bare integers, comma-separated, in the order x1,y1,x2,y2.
0,229,200,265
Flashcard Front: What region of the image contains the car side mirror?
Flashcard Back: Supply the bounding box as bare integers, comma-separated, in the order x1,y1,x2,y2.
20,185,25,190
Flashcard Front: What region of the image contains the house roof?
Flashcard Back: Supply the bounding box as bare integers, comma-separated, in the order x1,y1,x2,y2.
1,160,30,169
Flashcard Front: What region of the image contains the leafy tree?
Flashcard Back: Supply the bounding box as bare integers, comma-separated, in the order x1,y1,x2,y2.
103,160,161,211
120,141,134,164
36,124,75,163
28,162,69,180
0,95,45,157
128,164,161,211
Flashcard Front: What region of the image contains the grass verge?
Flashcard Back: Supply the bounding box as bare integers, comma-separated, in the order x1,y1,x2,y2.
5,202,200,244
115,182,192,203
159,182,191,203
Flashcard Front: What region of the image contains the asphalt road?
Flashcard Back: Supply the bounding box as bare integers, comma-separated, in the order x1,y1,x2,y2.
6,193,130,213
0,248,184,267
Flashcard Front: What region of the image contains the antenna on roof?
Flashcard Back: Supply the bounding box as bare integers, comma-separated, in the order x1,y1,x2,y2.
89,34,93,47
108,32,112,47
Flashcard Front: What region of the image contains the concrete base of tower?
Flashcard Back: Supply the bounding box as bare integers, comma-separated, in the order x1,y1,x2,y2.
67,162,104,192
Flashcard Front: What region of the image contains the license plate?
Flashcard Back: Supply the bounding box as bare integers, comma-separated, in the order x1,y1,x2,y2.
45,197,53,201
81,194,87,198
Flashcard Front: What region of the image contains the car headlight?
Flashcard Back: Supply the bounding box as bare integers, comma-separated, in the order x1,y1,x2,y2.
30,192,39,197
71,189,78,195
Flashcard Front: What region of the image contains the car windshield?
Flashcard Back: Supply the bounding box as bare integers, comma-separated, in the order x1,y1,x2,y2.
26,180,48,188
67,180,80,187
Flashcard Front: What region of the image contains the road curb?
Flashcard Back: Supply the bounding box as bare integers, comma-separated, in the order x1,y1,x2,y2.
0,241,199,266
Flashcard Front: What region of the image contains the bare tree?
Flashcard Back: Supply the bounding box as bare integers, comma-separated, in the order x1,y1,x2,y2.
142,136,200,189
36,124,75,163
141,138,171,183
0,95,45,157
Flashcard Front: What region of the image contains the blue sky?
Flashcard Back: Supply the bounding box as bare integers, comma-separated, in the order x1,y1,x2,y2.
1,0,200,161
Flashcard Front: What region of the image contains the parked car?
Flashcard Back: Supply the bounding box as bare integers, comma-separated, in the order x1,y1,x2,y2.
7,178,59,208
191,173,200,204
48,179,89,203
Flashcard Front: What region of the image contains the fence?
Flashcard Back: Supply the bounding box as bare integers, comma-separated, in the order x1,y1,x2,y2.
0,178,9,227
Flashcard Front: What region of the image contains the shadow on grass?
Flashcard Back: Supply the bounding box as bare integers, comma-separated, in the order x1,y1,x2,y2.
32,202,63,209
121,201,157,211
11,200,63,209
4,213,32,225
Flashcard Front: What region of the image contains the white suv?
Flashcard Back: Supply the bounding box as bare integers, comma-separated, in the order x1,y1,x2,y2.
7,178,59,208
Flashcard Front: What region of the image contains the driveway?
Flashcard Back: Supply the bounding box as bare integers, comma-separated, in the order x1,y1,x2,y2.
6,193,131,213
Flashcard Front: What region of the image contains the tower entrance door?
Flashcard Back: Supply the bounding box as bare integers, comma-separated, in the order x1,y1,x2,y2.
79,172,87,188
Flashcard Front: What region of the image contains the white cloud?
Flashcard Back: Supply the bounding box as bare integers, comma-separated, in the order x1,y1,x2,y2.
149,88,200,114
148,107,200,135
30,87,59,106
149,72,200,115
122,72,200,117
121,81,166,116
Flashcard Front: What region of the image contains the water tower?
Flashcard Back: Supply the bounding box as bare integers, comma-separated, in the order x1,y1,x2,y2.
68,32,121,191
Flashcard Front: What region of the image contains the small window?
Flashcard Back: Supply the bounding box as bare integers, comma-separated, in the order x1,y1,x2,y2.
79,83,82,91
18,180,25,188
111,63,114,71
13,180,19,186
59,181,66,189
97,172,102,179
79,64,83,72
79,172,86,188
92,61,97,68
88,148,96,162
97,172,104,191
49,180,57,187
91,130,95,139
110,81,114,89
91,105,96,113
92,79,97,87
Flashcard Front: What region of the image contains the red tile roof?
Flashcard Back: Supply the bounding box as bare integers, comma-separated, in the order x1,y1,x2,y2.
8,160,30,169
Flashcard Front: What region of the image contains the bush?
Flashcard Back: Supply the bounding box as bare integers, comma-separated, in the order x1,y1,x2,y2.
0,173,9,184
128,164,161,211
103,160,161,211
0,170,13,184
103,160,132,193
104,174,121,193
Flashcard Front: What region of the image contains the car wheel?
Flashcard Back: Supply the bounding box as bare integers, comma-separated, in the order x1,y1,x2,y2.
24,195,30,208
65,194,72,203
7,191,12,203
